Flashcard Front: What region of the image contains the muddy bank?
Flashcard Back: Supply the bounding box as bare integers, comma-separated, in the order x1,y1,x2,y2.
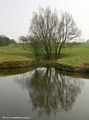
55,63,89,73
32,60,89,73
0,60,36,69
0,60,89,74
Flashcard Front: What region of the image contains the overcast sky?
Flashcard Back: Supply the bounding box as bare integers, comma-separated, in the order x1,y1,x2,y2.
0,0,89,41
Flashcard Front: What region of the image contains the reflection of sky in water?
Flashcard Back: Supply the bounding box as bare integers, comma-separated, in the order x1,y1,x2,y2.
0,67,89,120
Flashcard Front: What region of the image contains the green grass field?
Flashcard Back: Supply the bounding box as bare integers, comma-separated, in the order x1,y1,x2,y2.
0,43,89,66
58,43,89,66
0,44,34,62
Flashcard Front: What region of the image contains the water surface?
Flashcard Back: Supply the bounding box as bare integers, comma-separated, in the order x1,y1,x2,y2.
0,67,89,120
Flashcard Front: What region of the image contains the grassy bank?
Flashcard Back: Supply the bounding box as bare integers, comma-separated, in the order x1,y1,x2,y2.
33,43,89,73
0,44,34,62
0,43,89,72
0,44,36,68
58,43,89,66
55,43,89,73
1,43,89,64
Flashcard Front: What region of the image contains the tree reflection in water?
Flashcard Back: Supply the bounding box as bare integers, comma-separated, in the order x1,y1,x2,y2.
15,67,83,116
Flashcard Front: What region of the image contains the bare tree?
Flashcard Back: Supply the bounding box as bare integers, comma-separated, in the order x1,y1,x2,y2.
55,12,81,58
18,36,28,49
29,7,81,60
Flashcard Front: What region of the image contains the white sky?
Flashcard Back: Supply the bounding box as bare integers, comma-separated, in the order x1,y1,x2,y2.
0,0,89,41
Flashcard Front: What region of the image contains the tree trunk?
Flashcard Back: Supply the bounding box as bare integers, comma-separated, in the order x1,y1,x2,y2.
58,41,65,58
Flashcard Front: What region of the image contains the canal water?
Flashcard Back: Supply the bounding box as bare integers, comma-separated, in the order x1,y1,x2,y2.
0,67,89,120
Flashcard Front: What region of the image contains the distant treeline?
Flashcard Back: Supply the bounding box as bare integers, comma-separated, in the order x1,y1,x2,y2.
0,35,16,46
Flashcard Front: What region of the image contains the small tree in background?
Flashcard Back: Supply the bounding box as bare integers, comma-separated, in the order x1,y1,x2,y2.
18,36,28,49
29,7,81,60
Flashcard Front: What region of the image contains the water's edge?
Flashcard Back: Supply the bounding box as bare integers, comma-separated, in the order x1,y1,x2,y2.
0,60,89,74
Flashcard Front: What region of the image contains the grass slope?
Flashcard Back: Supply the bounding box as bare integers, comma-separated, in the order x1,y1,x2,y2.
58,43,89,66
0,44,34,62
